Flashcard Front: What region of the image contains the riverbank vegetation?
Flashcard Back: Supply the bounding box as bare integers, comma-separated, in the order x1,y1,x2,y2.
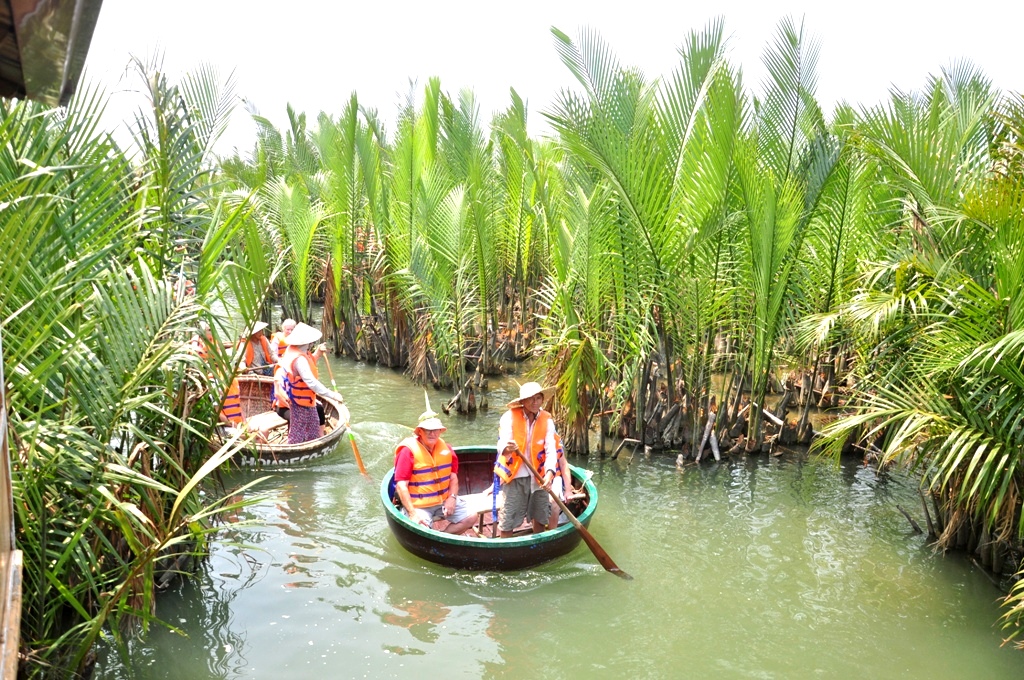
3,14,1024,675
1,57,276,676
219,17,1024,645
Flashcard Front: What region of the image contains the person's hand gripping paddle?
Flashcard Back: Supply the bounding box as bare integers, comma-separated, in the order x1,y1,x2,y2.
517,448,631,580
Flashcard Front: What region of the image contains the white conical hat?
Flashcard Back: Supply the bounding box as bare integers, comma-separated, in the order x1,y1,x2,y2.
285,322,322,346
246,320,269,336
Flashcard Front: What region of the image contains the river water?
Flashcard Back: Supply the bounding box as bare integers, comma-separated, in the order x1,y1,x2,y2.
97,358,1024,678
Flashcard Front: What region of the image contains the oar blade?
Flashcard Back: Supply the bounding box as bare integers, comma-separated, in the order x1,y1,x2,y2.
576,522,632,579
320,353,370,481
518,450,631,580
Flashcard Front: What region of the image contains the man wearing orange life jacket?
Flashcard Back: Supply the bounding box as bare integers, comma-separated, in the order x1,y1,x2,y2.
494,382,560,536
239,321,274,376
393,411,476,534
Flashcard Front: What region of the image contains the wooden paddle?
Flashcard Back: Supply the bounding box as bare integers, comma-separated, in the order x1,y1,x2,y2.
319,347,369,478
516,449,632,580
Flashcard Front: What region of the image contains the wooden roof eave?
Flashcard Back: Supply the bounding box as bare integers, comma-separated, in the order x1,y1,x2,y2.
1,0,104,107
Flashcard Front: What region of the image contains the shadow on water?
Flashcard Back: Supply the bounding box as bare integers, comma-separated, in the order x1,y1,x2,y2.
95,358,1024,679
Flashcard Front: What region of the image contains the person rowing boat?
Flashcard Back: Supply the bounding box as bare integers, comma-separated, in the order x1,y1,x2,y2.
279,323,345,444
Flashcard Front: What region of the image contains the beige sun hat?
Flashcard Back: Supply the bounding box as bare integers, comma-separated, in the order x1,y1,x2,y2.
415,393,446,431
416,412,446,432
246,320,269,336
284,322,322,346
507,381,554,407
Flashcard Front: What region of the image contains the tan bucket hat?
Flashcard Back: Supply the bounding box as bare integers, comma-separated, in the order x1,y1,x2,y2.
416,410,446,432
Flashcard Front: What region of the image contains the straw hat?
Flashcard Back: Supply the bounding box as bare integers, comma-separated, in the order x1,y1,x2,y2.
246,320,269,336
507,381,554,407
284,322,322,346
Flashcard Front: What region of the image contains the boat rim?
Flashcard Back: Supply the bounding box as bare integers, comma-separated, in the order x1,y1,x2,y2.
218,374,348,457
380,445,599,547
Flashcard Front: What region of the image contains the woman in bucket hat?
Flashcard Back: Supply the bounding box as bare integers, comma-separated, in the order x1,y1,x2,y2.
279,322,345,444
493,382,560,536
392,407,476,534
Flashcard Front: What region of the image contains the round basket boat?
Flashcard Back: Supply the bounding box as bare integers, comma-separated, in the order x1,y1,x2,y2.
381,445,599,570
216,374,348,467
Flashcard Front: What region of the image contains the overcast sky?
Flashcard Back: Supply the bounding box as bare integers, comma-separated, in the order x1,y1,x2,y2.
84,1,1022,156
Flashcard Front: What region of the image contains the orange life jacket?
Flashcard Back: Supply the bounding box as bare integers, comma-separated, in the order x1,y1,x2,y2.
270,331,288,358
283,352,318,408
243,335,273,367
193,334,212,361
395,436,454,508
220,378,243,424
493,408,552,483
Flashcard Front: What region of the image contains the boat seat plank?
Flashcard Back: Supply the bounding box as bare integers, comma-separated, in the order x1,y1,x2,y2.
460,490,502,537
460,490,502,515
245,411,287,435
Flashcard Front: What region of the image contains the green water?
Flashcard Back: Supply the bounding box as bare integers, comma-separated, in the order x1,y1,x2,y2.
97,360,1024,679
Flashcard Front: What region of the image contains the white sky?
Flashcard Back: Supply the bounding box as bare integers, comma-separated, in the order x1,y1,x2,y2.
84,1,1023,157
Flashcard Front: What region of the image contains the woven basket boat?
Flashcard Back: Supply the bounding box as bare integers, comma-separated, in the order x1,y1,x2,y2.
216,374,348,467
381,445,598,570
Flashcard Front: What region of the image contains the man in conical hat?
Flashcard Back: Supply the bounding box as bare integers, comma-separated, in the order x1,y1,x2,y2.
393,402,476,534
493,382,560,536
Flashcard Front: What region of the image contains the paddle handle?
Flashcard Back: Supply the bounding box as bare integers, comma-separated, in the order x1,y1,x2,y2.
348,428,368,477
319,348,370,479
516,448,632,580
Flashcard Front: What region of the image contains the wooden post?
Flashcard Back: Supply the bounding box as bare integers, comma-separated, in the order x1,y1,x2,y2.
0,331,23,678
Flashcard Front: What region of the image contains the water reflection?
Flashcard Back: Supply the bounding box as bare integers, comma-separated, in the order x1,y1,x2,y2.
97,548,259,680
374,565,503,674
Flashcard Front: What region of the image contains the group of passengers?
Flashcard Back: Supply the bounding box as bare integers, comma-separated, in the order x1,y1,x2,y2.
393,382,576,538
201,314,572,537
200,319,345,445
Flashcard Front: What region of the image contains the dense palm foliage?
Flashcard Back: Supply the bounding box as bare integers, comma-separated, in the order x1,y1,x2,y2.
810,68,1024,645
214,16,1024,643
2,58,278,676
6,14,1022,664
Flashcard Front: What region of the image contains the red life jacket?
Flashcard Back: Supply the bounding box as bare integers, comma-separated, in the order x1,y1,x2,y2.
493,408,552,483
394,436,454,508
